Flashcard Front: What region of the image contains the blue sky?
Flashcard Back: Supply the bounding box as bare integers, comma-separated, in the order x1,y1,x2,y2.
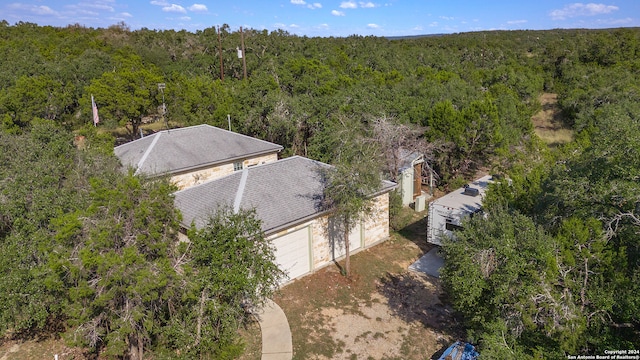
1,1,638,37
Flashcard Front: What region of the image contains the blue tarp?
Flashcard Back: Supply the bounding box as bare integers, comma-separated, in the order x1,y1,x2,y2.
437,341,479,360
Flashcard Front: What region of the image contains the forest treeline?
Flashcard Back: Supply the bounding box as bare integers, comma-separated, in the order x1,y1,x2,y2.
0,20,639,358
0,20,590,180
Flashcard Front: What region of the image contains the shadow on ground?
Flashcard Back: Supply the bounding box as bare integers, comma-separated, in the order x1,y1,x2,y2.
377,272,455,329
377,270,465,358
396,213,433,254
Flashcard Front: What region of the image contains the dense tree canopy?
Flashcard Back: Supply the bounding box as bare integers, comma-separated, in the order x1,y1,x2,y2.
0,22,565,178
0,122,282,358
1,21,639,357
440,31,640,355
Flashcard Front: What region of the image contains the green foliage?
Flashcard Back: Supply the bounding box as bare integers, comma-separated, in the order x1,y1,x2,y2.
444,83,640,354
0,74,76,127
440,208,563,354
63,172,181,358
2,23,640,355
0,23,559,179
167,207,283,358
0,121,120,337
83,54,163,137
171,74,232,127
388,190,405,230
321,126,384,276
0,120,284,358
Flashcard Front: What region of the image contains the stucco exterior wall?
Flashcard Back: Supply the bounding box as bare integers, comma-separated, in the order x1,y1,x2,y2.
171,153,278,190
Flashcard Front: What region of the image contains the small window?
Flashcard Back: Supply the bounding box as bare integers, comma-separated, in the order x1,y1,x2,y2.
469,208,483,219
233,162,243,171
445,218,463,232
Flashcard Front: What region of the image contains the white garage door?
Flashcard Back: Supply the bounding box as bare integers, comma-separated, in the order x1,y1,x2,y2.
272,226,311,283
332,222,362,259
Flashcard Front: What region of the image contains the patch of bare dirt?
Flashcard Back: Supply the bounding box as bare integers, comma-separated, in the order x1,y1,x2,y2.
308,274,455,359
275,232,461,360
532,93,563,130
532,93,574,145
0,338,84,360
0,343,20,360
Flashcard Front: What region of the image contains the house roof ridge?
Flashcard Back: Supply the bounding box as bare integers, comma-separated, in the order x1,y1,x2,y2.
233,167,249,213
114,124,282,150
134,131,162,175
204,124,283,148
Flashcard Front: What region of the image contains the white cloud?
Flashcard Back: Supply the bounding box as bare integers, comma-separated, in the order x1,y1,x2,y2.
550,3,619,20
180,16,191,20
439,15,454,20
33,5,57,15
189,4,208,12
605,17,632,25
318,23,330,28
292,0,321,9
163,4,187,13
8,3,59,16
340,1,357,9
150,0,170,6
367,23,379,28
331,10,345,16
359,2,376,8
413,25,423,31
429,22,438,27
121,12,133,18
81,3,115,12
290,23,300,28
507,19,527,25
589,16,633,26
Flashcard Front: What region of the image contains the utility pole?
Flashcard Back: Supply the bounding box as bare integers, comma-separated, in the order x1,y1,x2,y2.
158,83,167,130
240,26,247,80
217,26,224,81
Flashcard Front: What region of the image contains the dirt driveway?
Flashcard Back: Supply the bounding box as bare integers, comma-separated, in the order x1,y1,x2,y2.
273,215,463,359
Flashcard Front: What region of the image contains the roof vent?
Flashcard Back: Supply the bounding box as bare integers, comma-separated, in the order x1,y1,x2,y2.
463,185,480,197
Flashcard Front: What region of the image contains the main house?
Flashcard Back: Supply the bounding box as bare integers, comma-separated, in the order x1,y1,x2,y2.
114,124,283,190
114,125,396,284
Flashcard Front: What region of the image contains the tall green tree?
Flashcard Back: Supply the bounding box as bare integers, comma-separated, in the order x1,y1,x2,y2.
0,74,75,127
321,124,384,276
0,120,119,337
167,207,284,359
440,206,569,358
64,173,181,360
83,55,163,138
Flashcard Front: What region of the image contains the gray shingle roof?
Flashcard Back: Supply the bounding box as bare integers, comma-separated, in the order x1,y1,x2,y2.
174,156,396,234
114,124,283,176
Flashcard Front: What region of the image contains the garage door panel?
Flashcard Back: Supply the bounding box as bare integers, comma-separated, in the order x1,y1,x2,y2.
332,223,362,259
272,227,310,282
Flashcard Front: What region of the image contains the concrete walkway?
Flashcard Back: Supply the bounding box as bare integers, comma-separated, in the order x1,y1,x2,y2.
409,247,444,278
255,299,293,360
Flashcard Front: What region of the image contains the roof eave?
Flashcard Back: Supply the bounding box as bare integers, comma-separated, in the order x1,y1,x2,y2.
143,147,283,177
